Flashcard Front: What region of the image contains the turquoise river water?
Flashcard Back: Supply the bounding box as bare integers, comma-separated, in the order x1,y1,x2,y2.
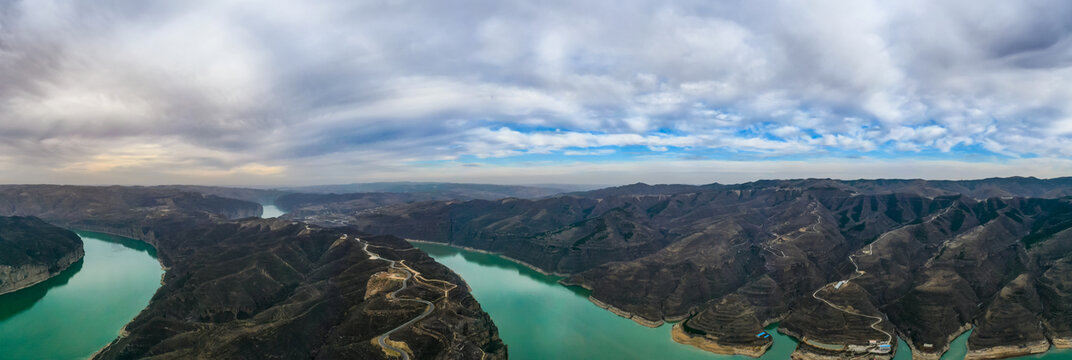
0,232,163,360
261,204,285,218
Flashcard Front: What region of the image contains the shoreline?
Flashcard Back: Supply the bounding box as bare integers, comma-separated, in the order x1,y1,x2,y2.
0,247,84,296
68,227,168,359
965,339,1051,360
670,322,770,357
404,239,572,277
402,238,1072,360
587,295,666,328
772,324,896,360
405,238,670,328
907,323,973,360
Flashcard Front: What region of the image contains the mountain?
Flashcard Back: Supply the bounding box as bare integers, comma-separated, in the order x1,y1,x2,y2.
0,185,506,359
570,182,724,198
270,183,605,227
150,185,287,204
94,218,506,360
274,192,439,213
0,216,84,295
570,176,1072,199
317,177,1072,359
0,185,262,222
727,177,1072,199
279,182,587,200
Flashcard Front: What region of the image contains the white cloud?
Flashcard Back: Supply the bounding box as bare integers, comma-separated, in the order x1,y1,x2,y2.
0,0,1070,185
563,149,616,156
266,157,1072,187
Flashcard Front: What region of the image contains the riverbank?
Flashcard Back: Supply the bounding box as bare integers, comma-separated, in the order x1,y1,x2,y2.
405,239,673,328
405,239,572,277
670,322,771,357
0,248,83,296
587,294,666,328
0,217,86,296
0,233,163,359
965,339,1051,360
413,241,811,359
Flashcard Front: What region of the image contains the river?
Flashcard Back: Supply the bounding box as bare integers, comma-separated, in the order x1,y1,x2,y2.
939,329,1072,360
414,242,796,360
0,231,163,360
414,242,1072,360
261,204,285,218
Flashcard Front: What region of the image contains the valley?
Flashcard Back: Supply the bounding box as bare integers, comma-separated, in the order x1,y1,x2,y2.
2,178,1072,359
0,185,505,360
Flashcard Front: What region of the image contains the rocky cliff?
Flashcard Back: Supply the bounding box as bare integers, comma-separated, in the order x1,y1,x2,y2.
0,216,84,295
0,185,262,221
0,185,262,242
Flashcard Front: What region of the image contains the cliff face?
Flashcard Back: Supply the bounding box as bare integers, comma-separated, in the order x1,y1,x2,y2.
333,179,1072,358
0,185,262,248
0,216,84,295
92,219,505,360
0,185,263,225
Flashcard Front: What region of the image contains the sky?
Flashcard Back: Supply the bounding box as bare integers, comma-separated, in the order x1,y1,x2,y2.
1,0,1072,186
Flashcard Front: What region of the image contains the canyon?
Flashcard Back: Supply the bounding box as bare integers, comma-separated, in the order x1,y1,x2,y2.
281,177,1072,359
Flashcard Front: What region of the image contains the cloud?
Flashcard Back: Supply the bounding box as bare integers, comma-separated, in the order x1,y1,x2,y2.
0,0,1069,185
276,157,1072,186
563,149,617,156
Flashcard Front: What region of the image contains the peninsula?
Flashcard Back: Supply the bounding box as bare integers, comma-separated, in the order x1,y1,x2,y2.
0,185,506,359
0,216,84,296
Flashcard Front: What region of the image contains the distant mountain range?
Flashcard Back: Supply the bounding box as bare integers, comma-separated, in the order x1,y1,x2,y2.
573,176,1072,199
278,182,598,199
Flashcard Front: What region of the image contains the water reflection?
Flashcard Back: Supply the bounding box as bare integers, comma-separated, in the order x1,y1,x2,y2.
81,231,158,258
0,259,83,322
420,243,563,284
0,232,163,360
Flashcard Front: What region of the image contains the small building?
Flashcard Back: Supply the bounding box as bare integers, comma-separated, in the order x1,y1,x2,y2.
834,280,847,289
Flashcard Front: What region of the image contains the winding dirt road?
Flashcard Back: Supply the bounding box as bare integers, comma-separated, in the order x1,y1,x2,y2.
357,236,436,360
811,284,893,344
810,238,893,345
807,202,961,347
